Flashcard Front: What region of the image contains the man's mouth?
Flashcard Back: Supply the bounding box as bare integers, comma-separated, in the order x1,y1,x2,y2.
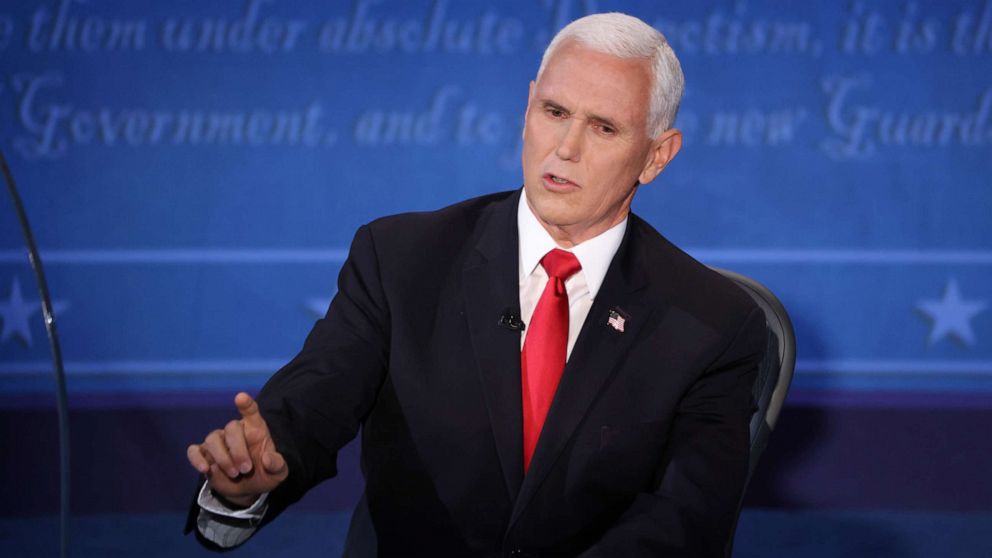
543,173,578,188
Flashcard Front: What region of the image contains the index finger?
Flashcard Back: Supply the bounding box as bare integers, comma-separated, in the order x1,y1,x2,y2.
234,392,262,425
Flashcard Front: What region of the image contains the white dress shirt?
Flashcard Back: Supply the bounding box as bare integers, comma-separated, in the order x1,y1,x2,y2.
516,193,627,359
196,193,628,547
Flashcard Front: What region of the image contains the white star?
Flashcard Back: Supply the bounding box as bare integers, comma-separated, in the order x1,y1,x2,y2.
0,278,69,347
0,278,39,346
917,279,987,347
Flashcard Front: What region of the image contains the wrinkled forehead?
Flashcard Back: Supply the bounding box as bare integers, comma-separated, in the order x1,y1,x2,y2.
535,41,653,131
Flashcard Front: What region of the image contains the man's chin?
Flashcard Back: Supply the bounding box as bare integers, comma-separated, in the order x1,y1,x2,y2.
531,207,578,231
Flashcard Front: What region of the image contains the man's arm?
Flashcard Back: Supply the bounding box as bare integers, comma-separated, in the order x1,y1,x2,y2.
184,224,392,544
580,306,767,558
252,224,391,518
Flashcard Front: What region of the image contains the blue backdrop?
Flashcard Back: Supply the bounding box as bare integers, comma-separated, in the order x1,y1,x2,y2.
1,0,990,521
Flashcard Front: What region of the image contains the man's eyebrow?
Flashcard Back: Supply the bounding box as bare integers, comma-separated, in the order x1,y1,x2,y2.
537,98,623,131
587,113,621,131
539,99,570,113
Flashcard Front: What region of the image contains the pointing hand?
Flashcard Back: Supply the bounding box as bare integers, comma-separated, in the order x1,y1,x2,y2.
187,392,289,507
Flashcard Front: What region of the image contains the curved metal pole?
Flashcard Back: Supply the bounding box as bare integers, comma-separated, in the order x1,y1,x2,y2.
1,149,70,558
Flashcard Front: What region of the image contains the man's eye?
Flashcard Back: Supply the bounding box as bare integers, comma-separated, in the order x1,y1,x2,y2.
598,125,616,135
547,108,566,118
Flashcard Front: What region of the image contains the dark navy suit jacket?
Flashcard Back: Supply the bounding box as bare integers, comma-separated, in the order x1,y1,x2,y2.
189,189,766,557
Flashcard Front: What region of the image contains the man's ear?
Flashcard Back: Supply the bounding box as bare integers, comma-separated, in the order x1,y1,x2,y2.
638,128,683,185
522,80,536,140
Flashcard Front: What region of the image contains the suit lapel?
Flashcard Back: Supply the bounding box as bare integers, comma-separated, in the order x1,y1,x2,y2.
462,190,525,501
509,218,661,528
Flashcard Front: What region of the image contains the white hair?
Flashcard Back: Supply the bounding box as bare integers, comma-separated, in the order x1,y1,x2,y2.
535,12,685,138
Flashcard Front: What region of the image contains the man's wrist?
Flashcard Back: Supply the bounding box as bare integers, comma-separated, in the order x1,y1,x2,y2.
210,488,260,510
197,481,270,520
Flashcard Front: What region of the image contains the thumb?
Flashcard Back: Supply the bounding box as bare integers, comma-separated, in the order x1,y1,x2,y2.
262,450,288,478
235,392,264,427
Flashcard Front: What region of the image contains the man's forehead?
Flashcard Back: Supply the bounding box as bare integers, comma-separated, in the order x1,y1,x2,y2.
534,43,652,127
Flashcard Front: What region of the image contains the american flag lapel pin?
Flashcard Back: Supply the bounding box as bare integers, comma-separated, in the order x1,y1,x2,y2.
607,309,626,333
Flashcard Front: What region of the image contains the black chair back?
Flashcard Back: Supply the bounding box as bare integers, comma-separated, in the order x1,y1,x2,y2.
711,268,796,557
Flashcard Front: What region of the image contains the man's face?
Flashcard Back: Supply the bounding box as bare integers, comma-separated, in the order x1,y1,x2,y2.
521,41,681,246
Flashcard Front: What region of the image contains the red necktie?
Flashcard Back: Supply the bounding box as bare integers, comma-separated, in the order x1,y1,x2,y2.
521,249,582,472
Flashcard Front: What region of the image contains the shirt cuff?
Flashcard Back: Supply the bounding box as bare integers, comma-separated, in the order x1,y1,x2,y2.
195,481,269,548
197,481,269,519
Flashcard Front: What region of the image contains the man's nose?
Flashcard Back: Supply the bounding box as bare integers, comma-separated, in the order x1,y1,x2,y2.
555,121,583,162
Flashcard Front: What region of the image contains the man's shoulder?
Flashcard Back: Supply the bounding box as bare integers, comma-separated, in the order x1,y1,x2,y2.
627,213,759,331
350,189,517,271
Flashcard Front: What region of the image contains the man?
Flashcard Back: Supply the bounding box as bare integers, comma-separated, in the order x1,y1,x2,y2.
186,12,766,557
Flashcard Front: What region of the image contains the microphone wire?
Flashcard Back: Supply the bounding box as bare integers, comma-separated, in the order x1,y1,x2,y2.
1,149,71,558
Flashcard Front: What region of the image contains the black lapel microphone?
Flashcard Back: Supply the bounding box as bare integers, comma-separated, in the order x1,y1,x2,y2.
498,308,525,331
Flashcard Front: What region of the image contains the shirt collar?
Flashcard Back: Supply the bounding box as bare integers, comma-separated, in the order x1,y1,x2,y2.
517,192,627,299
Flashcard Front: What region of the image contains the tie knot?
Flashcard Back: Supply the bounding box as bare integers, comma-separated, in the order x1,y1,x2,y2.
540,249,581,281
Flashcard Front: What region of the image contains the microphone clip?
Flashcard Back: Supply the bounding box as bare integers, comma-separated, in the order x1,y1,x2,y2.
498,309,525,332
